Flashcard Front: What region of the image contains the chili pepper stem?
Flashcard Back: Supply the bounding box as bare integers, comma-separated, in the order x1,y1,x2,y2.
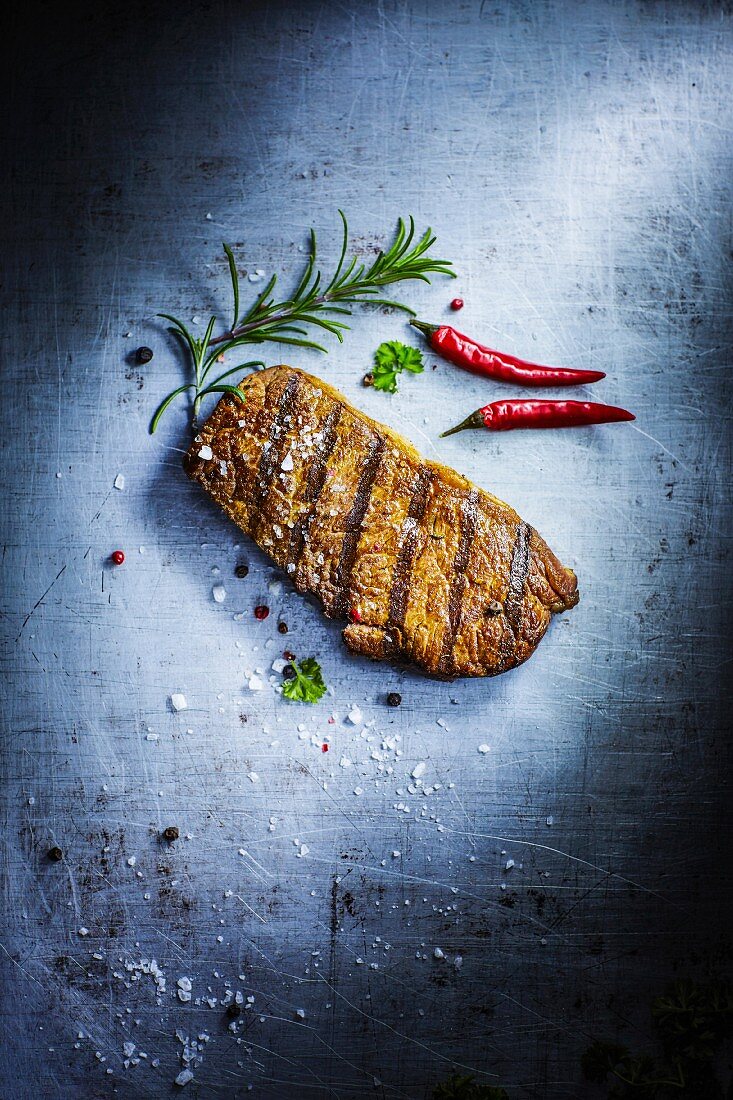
440,410,486,437
409,319,439,339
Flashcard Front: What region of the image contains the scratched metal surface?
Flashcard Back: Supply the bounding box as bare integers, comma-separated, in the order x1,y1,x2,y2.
2,1,731,1097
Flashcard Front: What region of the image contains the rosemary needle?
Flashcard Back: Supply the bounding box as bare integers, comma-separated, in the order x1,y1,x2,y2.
149,212,455,433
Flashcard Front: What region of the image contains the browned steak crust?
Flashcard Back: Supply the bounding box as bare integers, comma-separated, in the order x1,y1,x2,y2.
184,365,579,679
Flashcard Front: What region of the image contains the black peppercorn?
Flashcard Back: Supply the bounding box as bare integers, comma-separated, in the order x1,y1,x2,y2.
277,621,288,634
362,372,374,387
162,826,179,843
282,664,296,680
48,846,63,861
386,692,402,707
136,346,154,364
226,1002,242,1018
283,650,295,661
235,563,249,579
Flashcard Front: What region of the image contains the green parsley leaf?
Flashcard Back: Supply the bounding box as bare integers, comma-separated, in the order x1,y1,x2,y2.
281,657,327,704
372,340,424,393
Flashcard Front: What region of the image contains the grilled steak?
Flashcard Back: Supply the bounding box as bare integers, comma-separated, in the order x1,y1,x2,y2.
184,365,579,679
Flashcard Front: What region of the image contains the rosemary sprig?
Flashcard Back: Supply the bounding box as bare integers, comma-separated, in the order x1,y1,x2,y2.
149,212,454,433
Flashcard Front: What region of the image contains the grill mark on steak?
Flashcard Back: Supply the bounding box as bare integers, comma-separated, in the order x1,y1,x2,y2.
250,374,300,514
288,403,343,572
230,377,288,506
437,488,480,677
500,520,532,664
332,432,387,617
386,465,434,648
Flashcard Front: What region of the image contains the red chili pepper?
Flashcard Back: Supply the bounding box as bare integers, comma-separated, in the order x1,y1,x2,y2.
411,320,605,387
441,400,635,436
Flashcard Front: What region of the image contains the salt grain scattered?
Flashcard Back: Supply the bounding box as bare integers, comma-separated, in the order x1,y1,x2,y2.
477,744,490,754
212,584,226,603
170,693,188,712
198,445,213,461
114,474,125,491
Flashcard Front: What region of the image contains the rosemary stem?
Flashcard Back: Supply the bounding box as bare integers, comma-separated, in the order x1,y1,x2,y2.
208,292,336,348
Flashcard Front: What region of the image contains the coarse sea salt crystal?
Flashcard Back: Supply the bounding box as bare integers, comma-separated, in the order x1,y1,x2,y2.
411,762,426,779
477,744,490,754
248,675,264,691
339,756,352,768
212,584,226,603
433,947,445,960
114,474,125,490
295,1008,305,1019
123,1041,135,1058
78,927,89,937
198,445,213,460
175,1069,194,1087
170,693,187,712
346,705,362,725
280,451,294,471
247,772,259,783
